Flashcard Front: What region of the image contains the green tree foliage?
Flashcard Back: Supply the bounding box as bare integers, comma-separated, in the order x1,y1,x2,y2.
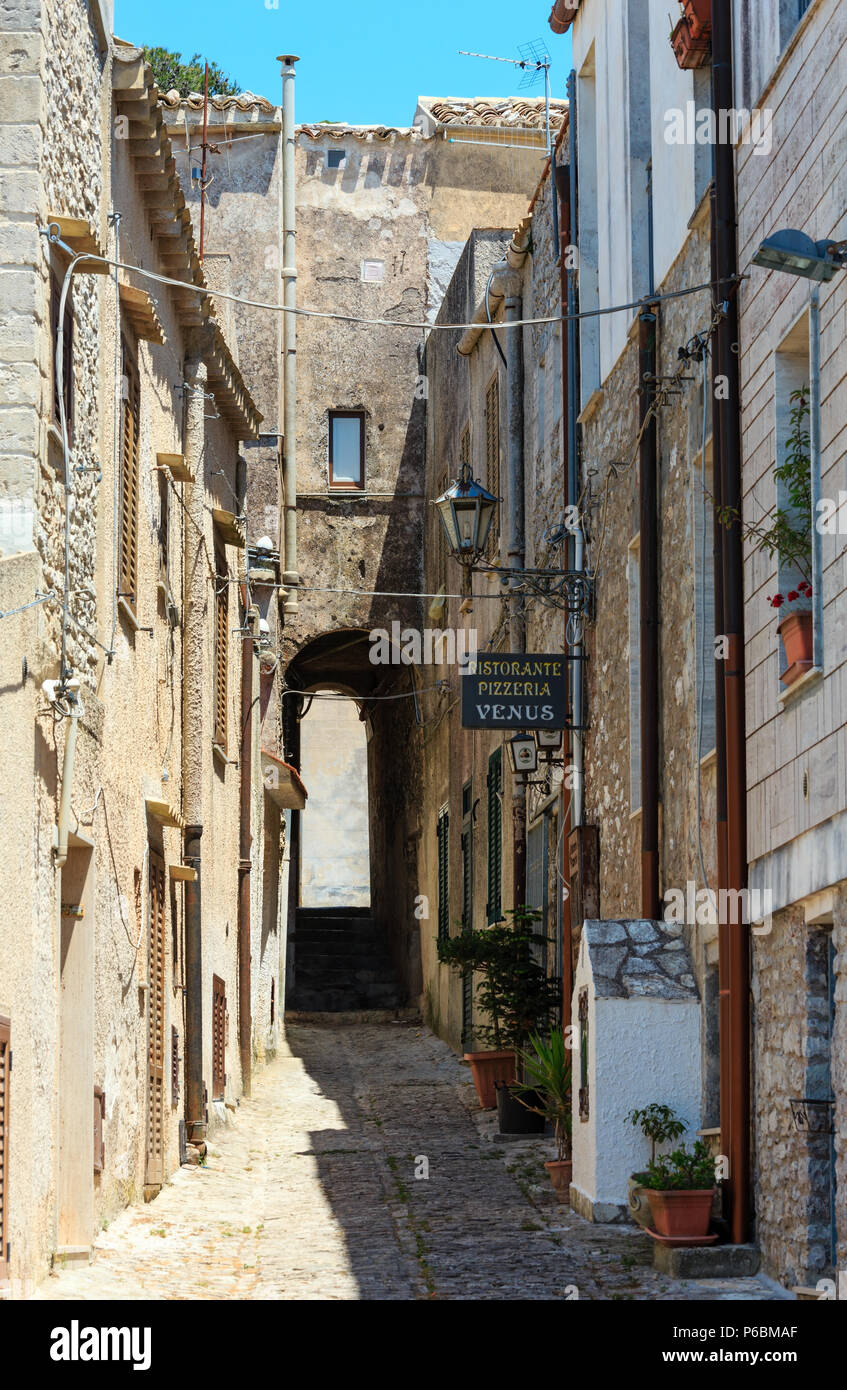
143,47,241,98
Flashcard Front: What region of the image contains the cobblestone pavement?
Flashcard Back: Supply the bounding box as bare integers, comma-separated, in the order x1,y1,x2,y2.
34,1022,787,1301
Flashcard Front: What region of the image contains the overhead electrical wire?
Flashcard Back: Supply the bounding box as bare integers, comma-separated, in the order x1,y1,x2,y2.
40,227,740,333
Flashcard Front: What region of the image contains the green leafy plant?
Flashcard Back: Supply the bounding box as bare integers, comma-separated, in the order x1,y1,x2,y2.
626,1102,687,1165
436,907,561,1053
143,47,241,98
513,1030,572,1160
641,1140,716,1191
716,386,812,596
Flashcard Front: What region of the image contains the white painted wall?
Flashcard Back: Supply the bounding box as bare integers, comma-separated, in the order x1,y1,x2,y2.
572,934,702,1213
300,694,370,907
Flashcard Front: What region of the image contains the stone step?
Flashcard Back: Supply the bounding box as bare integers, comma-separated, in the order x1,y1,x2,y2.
293,949,396,970
289,985,403,1012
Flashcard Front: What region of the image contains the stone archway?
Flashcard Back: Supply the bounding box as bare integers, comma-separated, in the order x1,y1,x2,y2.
283,628,423,1012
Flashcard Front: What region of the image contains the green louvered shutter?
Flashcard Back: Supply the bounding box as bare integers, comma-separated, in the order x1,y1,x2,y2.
437,805,450,941
486,748,502,924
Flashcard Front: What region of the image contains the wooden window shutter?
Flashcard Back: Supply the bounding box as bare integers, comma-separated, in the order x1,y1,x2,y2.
436,805,450,942
485,376,500,557
214,540,229,752
0,1016,9,1279
145,853,167,1186
119,339,140,612
486,747,502,924
212,976,226,1100
93,1086,105,1172
171,1027,180,1108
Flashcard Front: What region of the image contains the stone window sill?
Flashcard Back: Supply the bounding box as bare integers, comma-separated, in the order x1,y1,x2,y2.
778,665,823,707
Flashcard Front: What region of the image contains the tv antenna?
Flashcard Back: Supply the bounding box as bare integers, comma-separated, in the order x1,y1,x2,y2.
459,39,554,160
458,40,560,249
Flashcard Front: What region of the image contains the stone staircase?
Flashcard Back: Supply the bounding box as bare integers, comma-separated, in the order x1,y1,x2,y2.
289,907,404,1012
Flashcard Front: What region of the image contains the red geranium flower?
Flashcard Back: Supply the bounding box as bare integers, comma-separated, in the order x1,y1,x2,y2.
787,590,799,602
769,594,784,608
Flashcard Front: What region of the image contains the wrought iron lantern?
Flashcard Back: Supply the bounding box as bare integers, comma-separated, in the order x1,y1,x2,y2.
507,732,538,776
535,728,564,754
434,460,498,564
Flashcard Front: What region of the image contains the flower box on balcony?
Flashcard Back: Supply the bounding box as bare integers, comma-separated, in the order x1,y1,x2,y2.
682,0,712,38
671,15,712,69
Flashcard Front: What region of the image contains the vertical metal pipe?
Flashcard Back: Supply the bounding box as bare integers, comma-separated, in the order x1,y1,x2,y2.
557,159,574,1024
710,174,731,1203
279,55,300,613
712,0,750,1245
182,351,207,1144
638,308,660,920
809,287,823,665
238,598,254,1098
566,72,585,829
504,285,527,906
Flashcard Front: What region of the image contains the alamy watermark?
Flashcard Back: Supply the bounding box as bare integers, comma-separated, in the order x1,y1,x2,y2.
664,102,773,155
663,880,773,934
369,622,478,667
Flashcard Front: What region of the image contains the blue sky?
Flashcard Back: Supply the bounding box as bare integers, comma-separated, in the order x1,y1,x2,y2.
115,0,572,127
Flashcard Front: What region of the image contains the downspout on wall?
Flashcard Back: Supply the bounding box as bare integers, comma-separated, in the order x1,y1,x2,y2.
557,155,574,1024
712,0,750,1247
279,54,299,615
182,348,207,1144
238,588,255,1098
638,306,660,921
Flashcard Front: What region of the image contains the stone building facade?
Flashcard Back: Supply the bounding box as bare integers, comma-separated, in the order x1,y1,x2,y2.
734,0,846,1287
0,14,287,1295
161,87,566,1009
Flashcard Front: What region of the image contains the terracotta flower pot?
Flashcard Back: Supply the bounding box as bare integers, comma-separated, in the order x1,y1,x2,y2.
628,1173,652,1230
463,1049,515,1110
778,611,814,686
646,1188,715,1240
545,1159,573,1203
670,16,711,69
682,0,711,37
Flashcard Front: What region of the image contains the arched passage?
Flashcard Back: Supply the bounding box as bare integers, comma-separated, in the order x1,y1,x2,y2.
284,629,423,1012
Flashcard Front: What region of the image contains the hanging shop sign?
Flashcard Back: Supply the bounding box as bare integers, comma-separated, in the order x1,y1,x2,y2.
461,653,568,729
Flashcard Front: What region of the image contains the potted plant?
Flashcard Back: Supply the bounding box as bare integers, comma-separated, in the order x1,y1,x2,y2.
670,7,711,69
438,908,561,1122
488,910,562,1134
681,0,711,37
514,1030,572,1199
436,920,517,1108
717,386,813,686
641,1140,718,1245
625,1103,687,1229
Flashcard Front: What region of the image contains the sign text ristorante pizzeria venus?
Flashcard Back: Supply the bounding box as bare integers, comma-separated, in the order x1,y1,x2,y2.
460,654,568,729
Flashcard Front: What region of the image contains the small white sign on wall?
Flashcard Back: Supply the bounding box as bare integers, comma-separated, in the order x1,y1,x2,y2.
361,259,384,283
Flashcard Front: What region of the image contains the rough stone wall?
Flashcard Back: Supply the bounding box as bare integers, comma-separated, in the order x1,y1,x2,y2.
0,0,110,1291
736,0,847,1286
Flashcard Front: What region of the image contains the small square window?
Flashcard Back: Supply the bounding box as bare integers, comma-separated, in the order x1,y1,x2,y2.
361,259,384,283
329,410,365,489
326,149,346,169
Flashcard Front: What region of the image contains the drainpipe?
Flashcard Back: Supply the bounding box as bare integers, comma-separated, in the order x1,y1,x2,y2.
712,0,750,1246
279,54,299,615
566,72,585,830
638,306,660,920
182,349,207,1145
53,677,82,868
503,272,527,907
557,153,574,1022
709,176,731,1194
809,287,823,665
238,591,255,1098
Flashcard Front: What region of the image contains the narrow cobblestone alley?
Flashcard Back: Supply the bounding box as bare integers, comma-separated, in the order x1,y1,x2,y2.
33,1024,785,1302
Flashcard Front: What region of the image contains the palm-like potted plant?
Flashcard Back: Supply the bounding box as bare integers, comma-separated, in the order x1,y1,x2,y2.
641,1140,718,1245
437,908,561,1121
626,1102,687,1229
514,1030,572,1199
717,386,813,685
